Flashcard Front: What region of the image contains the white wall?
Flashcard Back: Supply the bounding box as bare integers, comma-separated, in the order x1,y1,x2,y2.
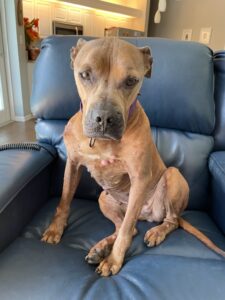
149,0,225,51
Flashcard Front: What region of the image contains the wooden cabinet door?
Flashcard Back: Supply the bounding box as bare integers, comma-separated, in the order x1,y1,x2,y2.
23,0,35,20
82,12,94,36
68,7,81,24
35,0,52,38
105,16,119,29
92,14,105,37
53,4,68,22
119,18,132,29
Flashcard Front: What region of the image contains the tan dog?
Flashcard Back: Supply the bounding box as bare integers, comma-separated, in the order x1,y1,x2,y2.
42,37,225,276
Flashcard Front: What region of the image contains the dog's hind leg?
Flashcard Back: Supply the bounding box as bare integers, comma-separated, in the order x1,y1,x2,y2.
86,191,137,264
144,167,189,247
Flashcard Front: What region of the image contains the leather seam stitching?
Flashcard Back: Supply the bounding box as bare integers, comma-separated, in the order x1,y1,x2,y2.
210,155,225,177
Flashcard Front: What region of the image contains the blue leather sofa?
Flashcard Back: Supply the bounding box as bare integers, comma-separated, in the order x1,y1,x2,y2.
0,36,225,300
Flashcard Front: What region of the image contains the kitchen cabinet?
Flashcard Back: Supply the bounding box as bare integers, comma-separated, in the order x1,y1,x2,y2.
119,18,132,29
22,0,139,38
92,14,105,37
53,4,68,22
23,0,52,38
68,7,81,23
23,0,35,20
104,17,133,36
82,12,94,36
35,1,52,38
105,16,119,29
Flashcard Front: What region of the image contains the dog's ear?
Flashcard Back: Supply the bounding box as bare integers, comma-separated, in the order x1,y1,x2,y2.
70,38,87,69
139,46,153,78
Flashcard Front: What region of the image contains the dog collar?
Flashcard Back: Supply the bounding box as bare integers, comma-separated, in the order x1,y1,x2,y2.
128,98,138,118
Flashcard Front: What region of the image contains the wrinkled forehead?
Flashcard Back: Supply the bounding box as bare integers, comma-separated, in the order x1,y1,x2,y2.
74,38,144,77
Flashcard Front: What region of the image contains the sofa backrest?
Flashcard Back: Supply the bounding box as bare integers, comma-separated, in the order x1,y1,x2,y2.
31,36,215,210
213,51,225,150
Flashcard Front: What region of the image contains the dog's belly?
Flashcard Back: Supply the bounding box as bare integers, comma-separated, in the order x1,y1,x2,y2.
85,159,130,202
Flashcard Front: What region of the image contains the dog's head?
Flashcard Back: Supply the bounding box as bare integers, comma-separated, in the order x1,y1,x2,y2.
71,38,153,140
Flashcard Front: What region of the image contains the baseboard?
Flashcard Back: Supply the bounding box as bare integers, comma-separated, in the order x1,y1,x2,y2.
13,114,34,122
0,120,12,128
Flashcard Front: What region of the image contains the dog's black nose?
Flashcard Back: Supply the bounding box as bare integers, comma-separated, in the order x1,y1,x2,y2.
95,116,114,125
84,102,124,140
94,112,118,127
96,116,102,123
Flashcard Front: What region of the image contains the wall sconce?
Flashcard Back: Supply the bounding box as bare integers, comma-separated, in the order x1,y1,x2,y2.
158,0,167,12
154,10,161,23
154,0,167,24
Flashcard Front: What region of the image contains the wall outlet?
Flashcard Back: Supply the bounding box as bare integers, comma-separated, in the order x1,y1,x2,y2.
199,27,212,44
182,29,192,41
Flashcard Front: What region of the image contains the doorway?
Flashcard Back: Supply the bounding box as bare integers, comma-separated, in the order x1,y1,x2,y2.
0,7,10,126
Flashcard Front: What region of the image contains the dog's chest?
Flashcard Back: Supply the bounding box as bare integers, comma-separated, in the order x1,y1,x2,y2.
86,159,128,190
78,142,129,191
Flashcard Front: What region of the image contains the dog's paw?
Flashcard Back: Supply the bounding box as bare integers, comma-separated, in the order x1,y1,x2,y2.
41,223,64,244
144,226,166,248
95,255,122,277
85,240,114,264
85,248,108,265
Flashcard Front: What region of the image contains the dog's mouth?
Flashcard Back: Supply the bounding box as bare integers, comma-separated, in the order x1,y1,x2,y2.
83,127,123,141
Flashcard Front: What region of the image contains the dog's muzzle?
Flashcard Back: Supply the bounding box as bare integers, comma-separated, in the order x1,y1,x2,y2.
84,102,124,140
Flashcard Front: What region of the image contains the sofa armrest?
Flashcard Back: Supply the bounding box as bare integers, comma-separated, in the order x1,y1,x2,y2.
209,151,225,234
0,143,56,251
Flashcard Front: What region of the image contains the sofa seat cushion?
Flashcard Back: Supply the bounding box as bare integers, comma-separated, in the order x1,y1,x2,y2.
0,198,225,300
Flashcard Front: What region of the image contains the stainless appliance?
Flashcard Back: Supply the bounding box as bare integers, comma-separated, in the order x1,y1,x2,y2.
52,21,83,35
104,27,144,37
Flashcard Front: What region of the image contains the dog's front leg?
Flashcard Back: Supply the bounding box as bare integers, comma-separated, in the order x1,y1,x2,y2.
96,176,150,276
42,158,82,244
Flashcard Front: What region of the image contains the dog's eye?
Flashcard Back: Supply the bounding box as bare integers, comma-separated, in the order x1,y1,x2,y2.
125,77,139,87
79,71,91,81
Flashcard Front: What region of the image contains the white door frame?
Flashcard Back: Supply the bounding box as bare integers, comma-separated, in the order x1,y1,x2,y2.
0,4,11,127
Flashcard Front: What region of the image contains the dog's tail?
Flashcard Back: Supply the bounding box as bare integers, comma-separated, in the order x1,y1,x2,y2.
178,217,225,258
